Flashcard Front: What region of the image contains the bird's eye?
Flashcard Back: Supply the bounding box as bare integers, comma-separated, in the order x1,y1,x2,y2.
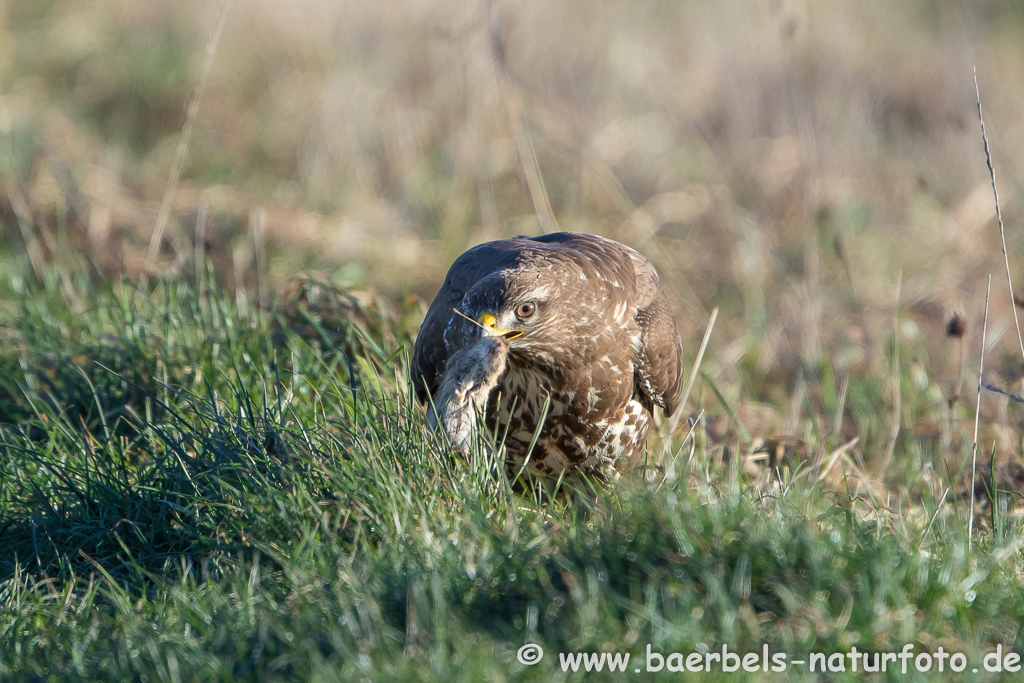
515,302,537,319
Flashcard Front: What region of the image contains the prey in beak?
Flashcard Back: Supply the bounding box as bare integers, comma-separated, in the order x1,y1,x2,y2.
431,311,517,455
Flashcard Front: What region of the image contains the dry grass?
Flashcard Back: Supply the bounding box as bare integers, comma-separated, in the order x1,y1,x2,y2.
3,0,1024,502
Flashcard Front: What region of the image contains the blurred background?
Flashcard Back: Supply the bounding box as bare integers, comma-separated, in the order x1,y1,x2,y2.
4,0,1024,486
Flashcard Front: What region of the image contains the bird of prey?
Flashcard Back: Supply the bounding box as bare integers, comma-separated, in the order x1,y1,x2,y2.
412,232,684,477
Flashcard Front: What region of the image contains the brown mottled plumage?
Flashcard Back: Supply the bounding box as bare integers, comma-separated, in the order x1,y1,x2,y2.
413,232,684,477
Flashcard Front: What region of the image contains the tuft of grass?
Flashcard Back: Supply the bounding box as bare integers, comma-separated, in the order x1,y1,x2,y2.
1,261,1024,680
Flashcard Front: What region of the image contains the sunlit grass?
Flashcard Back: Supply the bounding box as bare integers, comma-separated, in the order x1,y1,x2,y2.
1,262,1023,681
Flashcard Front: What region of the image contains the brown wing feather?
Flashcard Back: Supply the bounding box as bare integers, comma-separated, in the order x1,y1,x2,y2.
546,233,684,414
629,252,684,417
634,294,685,416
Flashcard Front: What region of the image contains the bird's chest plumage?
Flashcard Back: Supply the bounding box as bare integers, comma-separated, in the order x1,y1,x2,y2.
486,356,649,476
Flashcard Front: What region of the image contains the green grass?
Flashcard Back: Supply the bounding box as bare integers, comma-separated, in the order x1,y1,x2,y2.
1,262,1023,682
5,0,1024,679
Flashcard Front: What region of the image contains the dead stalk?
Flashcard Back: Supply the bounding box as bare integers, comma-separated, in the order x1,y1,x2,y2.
974,68,1024,365
969,275,992,550
140,0,232,293
879,271,902,472
669,307,718,434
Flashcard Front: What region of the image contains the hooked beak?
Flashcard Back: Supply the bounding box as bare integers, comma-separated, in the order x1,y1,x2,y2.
478,312,523,340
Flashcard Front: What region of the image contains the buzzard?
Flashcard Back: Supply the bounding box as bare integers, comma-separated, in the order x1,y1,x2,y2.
412,232,684,477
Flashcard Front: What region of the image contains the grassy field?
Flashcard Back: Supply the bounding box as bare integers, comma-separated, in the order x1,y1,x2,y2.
5,0,1024,680
1,263,1023,682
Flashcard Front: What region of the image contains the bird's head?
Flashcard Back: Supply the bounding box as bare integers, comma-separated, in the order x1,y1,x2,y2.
459,269,564,354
